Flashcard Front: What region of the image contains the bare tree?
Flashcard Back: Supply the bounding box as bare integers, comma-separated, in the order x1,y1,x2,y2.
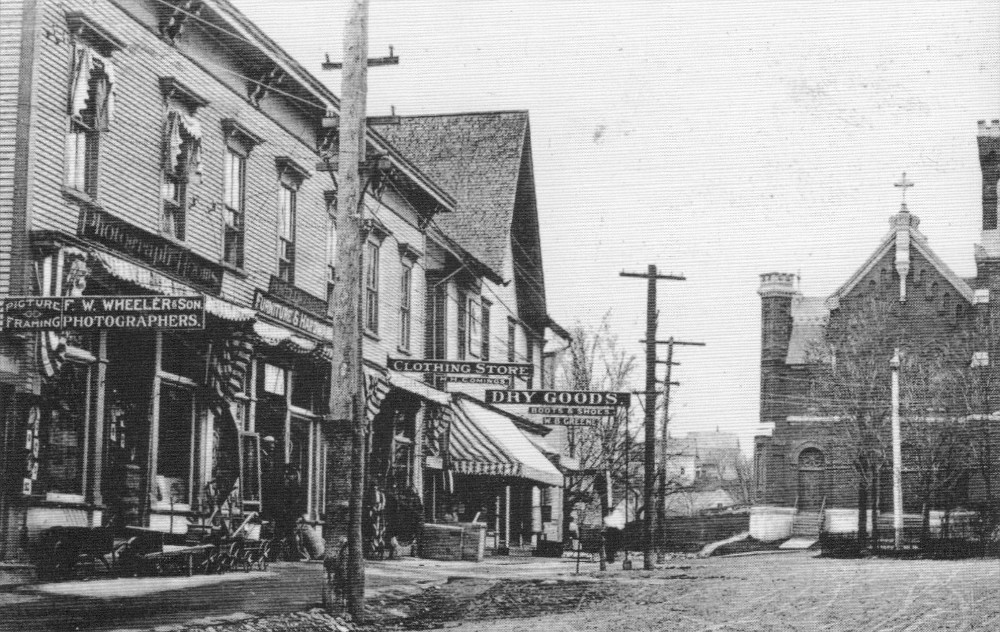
553,313,639,525
806,295,958,549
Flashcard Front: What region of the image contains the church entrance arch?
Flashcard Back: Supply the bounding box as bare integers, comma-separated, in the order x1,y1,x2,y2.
797,447,825,511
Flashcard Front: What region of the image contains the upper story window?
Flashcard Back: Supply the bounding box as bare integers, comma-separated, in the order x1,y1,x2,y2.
325,191,338,312
275,157,310,284
481,300,492,361
159,78,207,241
365,241,380,334
466,294,481,359
64,14,124,199
223,147,246,268
426,273,447,361
526,334,535,388
507,317,517,363
277,183,296,282
457,291,468,360
222,120,264,270
399,265,412,352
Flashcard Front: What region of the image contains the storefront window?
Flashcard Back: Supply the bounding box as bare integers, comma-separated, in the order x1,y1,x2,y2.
40,361,90,498
156,382,195,506
160,333,207,382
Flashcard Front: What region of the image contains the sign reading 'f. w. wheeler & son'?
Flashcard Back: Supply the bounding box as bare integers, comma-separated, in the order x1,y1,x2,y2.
1,296,205,330
79,206,224,294
388,357,533,377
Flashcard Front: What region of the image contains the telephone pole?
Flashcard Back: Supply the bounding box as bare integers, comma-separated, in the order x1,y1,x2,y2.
326,0,369,620
620,266,684,570
653,338,704,562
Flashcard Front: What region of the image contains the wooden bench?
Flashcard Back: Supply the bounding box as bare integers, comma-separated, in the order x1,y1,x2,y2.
140,544,215,577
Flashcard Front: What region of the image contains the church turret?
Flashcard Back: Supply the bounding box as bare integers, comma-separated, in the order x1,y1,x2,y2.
759,273,796,425
759,272,796,364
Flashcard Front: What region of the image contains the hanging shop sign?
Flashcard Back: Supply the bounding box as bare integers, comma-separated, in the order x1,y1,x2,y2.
78,206,224,294
540,416,605,427
484,389,631,407
267,275,329,319
0,296,205,330
445,374,513,387
388,357,534,377
253,290,333,340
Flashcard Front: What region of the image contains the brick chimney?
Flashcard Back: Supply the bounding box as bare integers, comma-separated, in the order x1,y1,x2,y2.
977,120,1000,256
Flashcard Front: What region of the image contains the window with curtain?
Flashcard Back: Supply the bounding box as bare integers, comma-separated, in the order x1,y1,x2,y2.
365,241,380,334
223,147,246,268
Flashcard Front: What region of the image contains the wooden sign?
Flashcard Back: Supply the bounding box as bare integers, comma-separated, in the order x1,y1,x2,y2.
388,357,533,377
79,206,223,294
485,389,630,407
1,296,205,330
253,290,333,340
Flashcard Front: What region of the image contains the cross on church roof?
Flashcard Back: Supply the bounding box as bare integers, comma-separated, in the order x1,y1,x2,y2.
894,172,914,207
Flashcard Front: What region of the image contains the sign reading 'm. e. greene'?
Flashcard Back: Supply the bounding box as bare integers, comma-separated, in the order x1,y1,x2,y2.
388,357,533,377
1,296,205,330
485,389,630,407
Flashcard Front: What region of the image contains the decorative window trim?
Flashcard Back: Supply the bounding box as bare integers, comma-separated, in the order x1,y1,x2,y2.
221,118,265,149
158,77,209,111
275,156,312,182
397,242,422,264
365,217,391,245
65,12,126,55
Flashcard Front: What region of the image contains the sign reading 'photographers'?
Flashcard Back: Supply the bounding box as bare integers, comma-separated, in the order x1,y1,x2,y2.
1,296,205,330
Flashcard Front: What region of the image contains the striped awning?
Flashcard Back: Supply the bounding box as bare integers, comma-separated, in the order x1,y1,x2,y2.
90,249,255,322
448,397,563,487
364,367,391,423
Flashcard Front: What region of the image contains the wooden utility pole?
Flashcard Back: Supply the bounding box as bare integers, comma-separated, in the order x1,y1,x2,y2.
620,266,684,570
653,338,704,562
328,0,369,620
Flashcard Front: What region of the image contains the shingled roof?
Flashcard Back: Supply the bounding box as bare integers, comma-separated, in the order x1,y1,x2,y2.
373,112,532,277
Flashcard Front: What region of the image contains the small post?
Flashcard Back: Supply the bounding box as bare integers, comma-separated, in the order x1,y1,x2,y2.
890,348,903,550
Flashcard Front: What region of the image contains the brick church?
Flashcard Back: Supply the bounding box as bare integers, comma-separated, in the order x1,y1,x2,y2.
755,120,1000,517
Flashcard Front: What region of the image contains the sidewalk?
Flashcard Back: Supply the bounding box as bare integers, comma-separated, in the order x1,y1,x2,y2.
0,555,596,632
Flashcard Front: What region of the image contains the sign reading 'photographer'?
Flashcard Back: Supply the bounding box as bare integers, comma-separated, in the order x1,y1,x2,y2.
1,296,205,330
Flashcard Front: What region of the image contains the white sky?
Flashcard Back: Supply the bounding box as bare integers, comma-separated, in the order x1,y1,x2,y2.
232,0,1000,451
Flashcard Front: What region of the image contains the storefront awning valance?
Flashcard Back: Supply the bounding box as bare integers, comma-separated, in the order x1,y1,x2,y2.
449,397,563,488
91,249,255,321
387,370,451,406
252,320,333,362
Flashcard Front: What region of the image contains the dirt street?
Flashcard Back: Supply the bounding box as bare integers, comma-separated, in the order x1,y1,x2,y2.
377,551,1000,632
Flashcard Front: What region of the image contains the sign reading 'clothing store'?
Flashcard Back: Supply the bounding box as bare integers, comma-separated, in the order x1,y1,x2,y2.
388,357,534,377
78,206,224,294
0,296,205,330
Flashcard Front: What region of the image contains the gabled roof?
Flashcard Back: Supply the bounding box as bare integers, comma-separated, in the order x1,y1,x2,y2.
829,216,973,304
373,111,533,277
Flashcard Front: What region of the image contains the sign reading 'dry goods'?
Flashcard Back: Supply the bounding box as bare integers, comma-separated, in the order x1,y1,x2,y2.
388,357,534,377
485,389,631,407
78,206,224,294
1,296,205,330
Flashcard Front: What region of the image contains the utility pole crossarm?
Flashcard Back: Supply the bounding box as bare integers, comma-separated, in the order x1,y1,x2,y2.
322,46,399,70
620,271,686,281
